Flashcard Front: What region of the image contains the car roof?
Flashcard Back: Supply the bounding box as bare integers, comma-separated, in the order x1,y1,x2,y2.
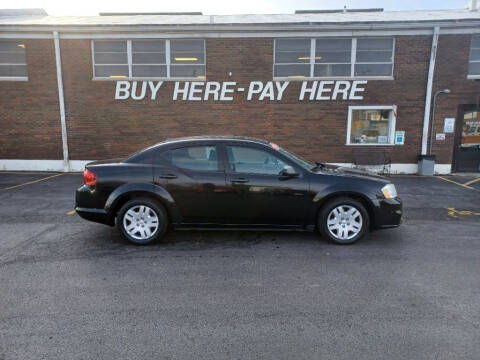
159,135,271,147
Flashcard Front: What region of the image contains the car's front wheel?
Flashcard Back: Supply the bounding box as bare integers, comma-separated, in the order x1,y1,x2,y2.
318,197,369,245
117,198,167,245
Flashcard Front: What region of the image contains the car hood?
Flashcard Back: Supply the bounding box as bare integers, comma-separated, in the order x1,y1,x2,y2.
315,164,389,183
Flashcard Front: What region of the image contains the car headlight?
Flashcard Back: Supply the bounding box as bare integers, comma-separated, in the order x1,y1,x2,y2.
381,183,397,199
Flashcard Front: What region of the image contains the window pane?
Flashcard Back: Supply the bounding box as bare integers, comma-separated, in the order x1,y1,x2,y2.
461,111,480,147
170,65,205,78
132,65,167,77
0,64,27,77
316,39,351,51
132,40,165,52
171,40,204,52
0,40,27,52
276,39,310,52
132,52,166,64
357,38,393,51
315,51,351,63
0,52,26,64
169,146,218,171
275,51,310,63
356,50,393,63
314,64,351,77
94,65,129,78
350,110,392,144
354,63,392,76
94,40,127,53
170,40,205,64
471,36,480,49
274,64,310,77
227,146,286,175
94,52,128,64
468,62,480,75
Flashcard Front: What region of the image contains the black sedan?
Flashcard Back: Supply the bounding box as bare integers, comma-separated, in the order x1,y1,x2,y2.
75,136,402,245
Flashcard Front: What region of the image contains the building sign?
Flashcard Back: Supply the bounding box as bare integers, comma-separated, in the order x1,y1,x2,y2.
114,80,368,101
444,118,455,133
395,130,405,145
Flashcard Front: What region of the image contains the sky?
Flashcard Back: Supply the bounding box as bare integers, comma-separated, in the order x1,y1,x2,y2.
0,0,470,16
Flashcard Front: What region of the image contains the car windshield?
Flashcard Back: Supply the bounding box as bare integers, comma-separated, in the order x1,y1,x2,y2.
275,146,316,170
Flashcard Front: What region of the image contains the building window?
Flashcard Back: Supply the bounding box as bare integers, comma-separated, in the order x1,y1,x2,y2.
347,106,397,145
274,37,394,79
92,39,205,80
468,36,480,78
0,40,28,80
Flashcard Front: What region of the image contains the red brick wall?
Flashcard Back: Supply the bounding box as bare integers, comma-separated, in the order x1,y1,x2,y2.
0,39,62,159
1,34,478,165
431,34,480,165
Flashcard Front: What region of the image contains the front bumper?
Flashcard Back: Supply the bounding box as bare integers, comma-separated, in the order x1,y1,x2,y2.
372,196,403,229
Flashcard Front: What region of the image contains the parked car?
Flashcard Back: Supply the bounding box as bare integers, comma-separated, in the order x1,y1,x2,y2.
76,136,402,245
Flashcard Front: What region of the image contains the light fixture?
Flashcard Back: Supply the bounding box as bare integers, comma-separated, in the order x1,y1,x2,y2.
109,75,127,79
174,57,198,61
297,56,322,60
287,75,306,78
197,75,206,79
429,89,451,155
18,44,25,48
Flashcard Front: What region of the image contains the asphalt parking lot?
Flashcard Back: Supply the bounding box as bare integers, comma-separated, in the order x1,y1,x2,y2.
0,172,479,360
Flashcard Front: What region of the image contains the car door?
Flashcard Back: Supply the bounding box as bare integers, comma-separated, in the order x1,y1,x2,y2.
153,143,229,224
223,143,310,226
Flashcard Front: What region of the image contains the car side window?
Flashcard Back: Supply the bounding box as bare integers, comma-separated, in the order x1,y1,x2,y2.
226,146,287,175
166,146,218,171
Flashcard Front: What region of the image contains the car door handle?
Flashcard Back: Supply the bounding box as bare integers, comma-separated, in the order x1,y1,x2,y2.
158,173,177,179
230,177,249,183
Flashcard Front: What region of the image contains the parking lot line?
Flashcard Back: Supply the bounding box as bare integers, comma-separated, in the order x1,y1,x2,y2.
436,176,478,190
463,177,480,186
0,173,64,192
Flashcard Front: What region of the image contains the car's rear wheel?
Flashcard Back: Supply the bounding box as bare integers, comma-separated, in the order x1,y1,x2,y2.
117,198,167,245
318,197,369,245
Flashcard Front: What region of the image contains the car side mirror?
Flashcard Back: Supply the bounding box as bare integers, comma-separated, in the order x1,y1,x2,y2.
279,165,299,179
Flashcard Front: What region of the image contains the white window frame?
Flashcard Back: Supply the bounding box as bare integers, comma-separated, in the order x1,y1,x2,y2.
273,37,395,81
91,39,206,81
467,35,480,79
0,40,28,81
346,105,397,146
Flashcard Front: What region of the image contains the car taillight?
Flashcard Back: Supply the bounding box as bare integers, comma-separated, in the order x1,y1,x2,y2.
83,168,97,186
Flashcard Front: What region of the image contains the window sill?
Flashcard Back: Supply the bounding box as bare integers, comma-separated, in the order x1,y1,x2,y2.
0,77,28,82
92,77,206,82
346,143,396,146
273,76,394,81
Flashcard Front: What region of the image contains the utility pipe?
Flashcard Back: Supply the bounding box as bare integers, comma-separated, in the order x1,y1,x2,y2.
53,31,70,172
421,26,440,155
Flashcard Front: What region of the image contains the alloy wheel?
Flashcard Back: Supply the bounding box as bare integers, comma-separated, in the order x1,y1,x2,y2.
326,205,363,241
122,205,159,240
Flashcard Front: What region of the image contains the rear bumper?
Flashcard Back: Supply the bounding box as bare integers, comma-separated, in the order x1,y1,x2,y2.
75,185,112,226
75,207,111,225
372,197,403,229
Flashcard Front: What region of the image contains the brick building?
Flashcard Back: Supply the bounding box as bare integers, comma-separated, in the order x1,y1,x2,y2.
1,7,480,173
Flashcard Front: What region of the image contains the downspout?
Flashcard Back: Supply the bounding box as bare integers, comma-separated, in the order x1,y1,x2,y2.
421,26,440,155
53,31,70,172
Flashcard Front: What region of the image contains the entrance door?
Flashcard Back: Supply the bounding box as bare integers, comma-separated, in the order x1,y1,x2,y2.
454,105,480,172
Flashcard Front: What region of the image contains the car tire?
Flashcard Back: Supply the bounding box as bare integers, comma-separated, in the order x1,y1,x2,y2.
117,197,168,245
318,197,369,245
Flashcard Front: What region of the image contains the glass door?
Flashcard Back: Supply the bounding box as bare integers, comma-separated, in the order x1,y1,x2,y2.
455,106,480,172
